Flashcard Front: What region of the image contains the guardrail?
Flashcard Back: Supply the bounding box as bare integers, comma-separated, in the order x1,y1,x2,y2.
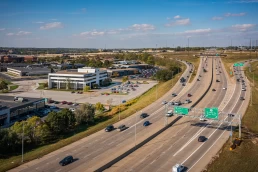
94,58,214,172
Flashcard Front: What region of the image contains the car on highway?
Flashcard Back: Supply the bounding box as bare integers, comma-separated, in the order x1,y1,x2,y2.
143,121,150,126
140,113,148,119
197,78,200,81
105,125,114,132
182,83,186,86
185,99,191,104
168,101,175,105
212,88,216,91
240,97,245,100
198,136,206,142
172,164,184,172
200,116,206,121
172,93,177,97
242,88,246,91
174,101,182,106
223,87,227,90
122,100,126,103
162,101,167,105
216,79,220,82
117,124,127,132
166,110,173,117
187,93,192,97
59,156,73,166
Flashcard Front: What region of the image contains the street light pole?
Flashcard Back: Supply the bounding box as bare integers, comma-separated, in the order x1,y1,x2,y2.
22,121,24,163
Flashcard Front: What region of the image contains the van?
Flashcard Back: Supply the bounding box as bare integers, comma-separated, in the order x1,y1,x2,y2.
166,110,173,117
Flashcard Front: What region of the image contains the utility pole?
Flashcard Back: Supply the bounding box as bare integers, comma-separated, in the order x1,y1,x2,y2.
188,38,190,57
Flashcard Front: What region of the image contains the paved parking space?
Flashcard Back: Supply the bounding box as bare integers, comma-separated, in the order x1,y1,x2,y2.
7,79,158,105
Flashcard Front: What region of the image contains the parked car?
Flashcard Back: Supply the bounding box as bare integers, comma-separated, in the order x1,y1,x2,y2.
67,102,73,105
71,91,75,94
73,103,78,106
140,113,148,119
117,125,127,132
69,108,75,112
143,121,150,126
198,136,206,142
61,101,67,104
59,156,73,166
105,125,114,132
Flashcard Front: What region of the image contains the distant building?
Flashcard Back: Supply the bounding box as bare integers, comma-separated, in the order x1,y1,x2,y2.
0,55,24,63
7,66,51,76
24,56,38,62
48,67,108,90
107,68,139,77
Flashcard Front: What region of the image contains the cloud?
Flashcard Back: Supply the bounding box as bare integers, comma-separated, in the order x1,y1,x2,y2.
16,31,31,35
231,24,256,31
6,33,14,36
225,12,246,17
212,16,224,20
174,15,181,19
0,28,5,31
80,30,105,36
130,24,155,31
40,22,63,30
166,18,191,27
183,28,212,34
6,31,31,36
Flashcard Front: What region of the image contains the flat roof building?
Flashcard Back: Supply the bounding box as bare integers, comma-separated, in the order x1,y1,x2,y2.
0,95,45,126
7,66,51,76
48,67,108,90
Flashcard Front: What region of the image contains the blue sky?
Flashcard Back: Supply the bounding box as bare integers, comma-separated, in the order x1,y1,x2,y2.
0,0,258,48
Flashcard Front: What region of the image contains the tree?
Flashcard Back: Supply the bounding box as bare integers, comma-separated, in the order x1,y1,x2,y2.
92,83,99,89
95,102,105,111
122,76,129,83
59,109,76,128
75,103,95,124
155,69,172,81
147,56,155,65
0,80,8,90
45,111,65,134
0,129,19,154
101,78,112,86
103,60,111,68
83,85,91,92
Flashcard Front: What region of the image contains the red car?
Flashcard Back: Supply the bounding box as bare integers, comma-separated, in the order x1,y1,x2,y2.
188,93,192,97
61,101,67,104
67,102,73,105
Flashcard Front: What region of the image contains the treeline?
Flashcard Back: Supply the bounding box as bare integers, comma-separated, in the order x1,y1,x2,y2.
0,103,103,157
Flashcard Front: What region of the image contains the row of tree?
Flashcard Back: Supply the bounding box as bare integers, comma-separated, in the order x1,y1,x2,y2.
0,103,105,156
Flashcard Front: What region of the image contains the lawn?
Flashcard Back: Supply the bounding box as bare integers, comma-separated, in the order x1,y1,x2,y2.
9,85,19,91
37,83,47,90
206,58,258,172
0,60,188,172
160,51,201,83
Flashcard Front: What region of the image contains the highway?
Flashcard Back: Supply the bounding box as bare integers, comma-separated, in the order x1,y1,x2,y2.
104,57,250,172
10,58,205,172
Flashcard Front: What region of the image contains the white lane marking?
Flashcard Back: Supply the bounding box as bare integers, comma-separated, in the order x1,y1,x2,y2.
183,80,246,170
108,141,115,145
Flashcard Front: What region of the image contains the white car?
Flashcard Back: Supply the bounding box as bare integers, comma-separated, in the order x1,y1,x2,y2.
172,164,184,172
223,87,227,90
166,110,173,117
242,88,246,91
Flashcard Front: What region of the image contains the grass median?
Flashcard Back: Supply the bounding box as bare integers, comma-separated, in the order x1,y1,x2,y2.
206,59,258,172
160,52,201,83
0,61,187,172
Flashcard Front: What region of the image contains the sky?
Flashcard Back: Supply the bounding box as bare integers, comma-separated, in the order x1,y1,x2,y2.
0,0,258,48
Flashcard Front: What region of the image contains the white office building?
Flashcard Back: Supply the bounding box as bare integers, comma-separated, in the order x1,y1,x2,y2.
48,67,108,90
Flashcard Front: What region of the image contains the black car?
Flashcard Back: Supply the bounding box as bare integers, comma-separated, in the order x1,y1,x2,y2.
105,125,114,132
240,97,245,100
140,113,148,119
212,89,216,91
198,136,206,142
59,156,73,166
216,79,220,82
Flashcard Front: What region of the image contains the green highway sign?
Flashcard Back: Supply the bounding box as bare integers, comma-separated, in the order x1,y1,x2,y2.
204,107,218,120
234,63,244,67
230,71,232,75
174,106,189,115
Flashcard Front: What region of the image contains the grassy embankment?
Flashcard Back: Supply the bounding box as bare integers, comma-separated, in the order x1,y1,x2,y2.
0,59,187,172
0,79,19,93
160,51,201,83
206,58,258,172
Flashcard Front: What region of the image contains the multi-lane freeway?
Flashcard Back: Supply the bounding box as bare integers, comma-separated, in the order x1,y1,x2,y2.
9,56,250,172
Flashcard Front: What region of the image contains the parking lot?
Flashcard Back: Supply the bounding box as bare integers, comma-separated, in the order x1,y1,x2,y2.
8,79,158,106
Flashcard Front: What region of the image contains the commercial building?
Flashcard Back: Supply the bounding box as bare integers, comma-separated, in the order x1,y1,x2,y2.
107,68,139,77
48,67,108,90
0,55,38,63
7,66,51,76
0,95,45,126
